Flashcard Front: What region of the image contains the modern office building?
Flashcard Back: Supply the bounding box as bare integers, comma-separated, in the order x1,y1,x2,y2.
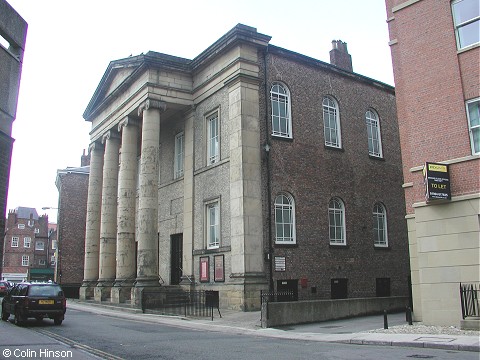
385,0,479,326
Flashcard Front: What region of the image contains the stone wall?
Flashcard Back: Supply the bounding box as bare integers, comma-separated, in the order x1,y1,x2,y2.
262,296,409,328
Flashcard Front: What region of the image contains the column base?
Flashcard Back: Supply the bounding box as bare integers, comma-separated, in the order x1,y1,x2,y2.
79,282,95,300
111,283,133,304
94,281,114,302
180,275,196,289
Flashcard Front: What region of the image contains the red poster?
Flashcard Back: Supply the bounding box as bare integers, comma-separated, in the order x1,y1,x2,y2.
200,256,209,282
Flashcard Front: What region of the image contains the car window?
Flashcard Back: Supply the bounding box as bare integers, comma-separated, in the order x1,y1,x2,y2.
19,285,28,296
28,285,63,297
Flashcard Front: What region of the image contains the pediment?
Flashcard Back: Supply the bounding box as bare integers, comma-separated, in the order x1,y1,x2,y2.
83,56,144,121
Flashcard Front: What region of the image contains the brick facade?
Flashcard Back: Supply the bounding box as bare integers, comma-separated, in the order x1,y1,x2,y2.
259,46,410,299
385,0,479,326
55,160,89,297
2,208,51,282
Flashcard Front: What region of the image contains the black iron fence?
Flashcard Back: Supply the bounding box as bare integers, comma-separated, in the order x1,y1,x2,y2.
260,290,295,305
141,289,221,320
460,283,479,319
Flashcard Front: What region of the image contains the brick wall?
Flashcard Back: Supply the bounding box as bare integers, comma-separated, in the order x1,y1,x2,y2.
57,171,89,286
259,48,410,299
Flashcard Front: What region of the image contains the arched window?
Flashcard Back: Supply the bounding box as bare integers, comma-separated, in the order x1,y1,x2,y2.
328,198,345,245
323,96,341,148
373,203,388,247
270,83,292,138
365,109,383,157
274,193,296,244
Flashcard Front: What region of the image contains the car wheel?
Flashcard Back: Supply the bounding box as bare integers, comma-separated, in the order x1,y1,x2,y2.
1,307,9,321
53,317,62,325
14,309,24,326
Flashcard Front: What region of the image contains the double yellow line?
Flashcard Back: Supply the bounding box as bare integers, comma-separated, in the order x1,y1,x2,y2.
35,329,125,360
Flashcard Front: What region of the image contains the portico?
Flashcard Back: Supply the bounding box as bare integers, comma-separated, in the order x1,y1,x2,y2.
80,25,272,310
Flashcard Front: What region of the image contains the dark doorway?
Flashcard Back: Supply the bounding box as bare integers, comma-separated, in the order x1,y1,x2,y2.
376,277,391,297
331,278,348,299
276,279,298,301
170,234,183,285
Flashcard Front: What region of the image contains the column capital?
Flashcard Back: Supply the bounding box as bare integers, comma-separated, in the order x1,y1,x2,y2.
88,141,104,153
118,116,139,132
138,99,167,116
102,129,120,144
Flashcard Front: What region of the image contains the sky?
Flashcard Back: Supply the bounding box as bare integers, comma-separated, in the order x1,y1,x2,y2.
4,0,394,223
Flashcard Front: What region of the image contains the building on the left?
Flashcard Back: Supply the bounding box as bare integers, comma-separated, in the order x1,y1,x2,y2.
0,0,28,275
2,207,54,282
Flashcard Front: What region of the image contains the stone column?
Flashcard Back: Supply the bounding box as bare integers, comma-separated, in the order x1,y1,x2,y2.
80,141,104,300
112,117,138,303
135,99,166,290
181,110,195,287
94,130,120,302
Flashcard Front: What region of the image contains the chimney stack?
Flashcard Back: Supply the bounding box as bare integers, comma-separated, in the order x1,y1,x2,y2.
329,40,353,72
81,149,90,167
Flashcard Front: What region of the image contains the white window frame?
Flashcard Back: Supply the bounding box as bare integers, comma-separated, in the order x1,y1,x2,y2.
366,109,383,157
51,256,56,266
17,223,25,229
51,240,58,250
22,255,29,267
373,203,389,247
207,112,220,165
35,241,45,251
274,193,296,244
270,83,293,138
329,198,346,245
451,0,480,50
323,96,342,148
24,237,31,248
466,98,480,155
39,259,46,266
174,132,184,179
34,228,39,234
206,200,220,249
11,236,19,248
27,220,34,227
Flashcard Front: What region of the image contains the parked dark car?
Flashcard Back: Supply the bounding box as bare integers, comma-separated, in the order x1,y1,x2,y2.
1,282,66,325
0,281,11,296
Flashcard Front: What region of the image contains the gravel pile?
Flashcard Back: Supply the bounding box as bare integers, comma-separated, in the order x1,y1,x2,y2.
368,323,480,336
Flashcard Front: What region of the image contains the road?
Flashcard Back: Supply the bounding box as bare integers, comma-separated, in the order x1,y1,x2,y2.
0,306,477,360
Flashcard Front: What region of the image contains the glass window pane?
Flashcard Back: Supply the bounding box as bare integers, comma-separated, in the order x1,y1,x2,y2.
458,20,480,48
453,0,479,24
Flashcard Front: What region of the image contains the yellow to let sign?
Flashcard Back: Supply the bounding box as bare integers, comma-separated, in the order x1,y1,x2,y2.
428,164,447,172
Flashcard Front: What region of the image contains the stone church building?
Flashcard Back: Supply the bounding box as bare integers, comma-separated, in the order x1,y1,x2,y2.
80,24,410,310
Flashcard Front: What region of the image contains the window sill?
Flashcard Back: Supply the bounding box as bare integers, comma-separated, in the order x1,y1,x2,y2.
193,245,231,255
324,145,344,152
274,243,298,248
369,155,385,161
329,243,348,248
271,135,293,142
374,245,390,250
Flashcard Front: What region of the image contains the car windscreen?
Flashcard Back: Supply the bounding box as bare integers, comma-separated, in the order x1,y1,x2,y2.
28,285,63,297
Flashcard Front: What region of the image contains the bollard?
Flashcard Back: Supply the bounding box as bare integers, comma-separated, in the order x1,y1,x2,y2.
383,310,388,329
406,306,413,325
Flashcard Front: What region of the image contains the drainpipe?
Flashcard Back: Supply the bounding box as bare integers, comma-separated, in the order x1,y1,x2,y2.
263,45,274,292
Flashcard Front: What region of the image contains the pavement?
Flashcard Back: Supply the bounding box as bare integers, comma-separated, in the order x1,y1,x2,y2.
67,300,480,353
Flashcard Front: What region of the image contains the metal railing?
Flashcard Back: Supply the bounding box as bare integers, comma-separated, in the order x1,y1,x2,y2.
141,289,221,320
260,290,295,322
260,290,295,305
460,283,479,319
